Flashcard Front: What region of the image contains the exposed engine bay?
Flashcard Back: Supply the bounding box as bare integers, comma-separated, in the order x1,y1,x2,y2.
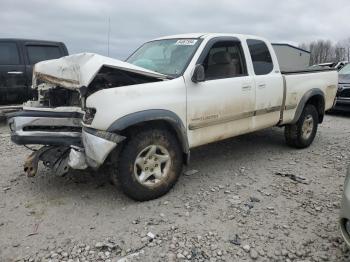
30,65,164,109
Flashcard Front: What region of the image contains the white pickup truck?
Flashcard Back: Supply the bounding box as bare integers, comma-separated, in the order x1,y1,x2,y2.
8,33,338,201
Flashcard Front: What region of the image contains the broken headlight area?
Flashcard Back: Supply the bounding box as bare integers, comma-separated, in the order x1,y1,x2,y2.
83,108,96,125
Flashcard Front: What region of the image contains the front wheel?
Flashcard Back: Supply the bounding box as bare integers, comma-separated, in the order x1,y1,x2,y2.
112,128,183,201
284,104,319,148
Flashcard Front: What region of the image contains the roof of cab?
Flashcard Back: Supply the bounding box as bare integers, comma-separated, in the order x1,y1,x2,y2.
154,33,209,40
152,33,267,42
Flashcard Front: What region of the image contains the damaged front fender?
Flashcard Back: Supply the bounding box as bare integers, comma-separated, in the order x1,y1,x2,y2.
81,127,125,168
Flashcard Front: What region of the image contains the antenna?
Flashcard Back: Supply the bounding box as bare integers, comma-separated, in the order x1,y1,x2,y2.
107,17,111,56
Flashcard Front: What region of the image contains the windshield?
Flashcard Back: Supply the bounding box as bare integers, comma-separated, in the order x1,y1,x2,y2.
126,39,201,77
339,63,350,75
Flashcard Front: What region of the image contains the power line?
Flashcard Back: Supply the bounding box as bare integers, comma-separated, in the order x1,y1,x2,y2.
107,17,111,56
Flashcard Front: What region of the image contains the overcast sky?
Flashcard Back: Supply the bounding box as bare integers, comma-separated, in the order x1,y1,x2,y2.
1,0,349,59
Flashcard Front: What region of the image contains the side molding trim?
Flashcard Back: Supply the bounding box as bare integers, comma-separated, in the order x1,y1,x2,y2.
188,105,291,130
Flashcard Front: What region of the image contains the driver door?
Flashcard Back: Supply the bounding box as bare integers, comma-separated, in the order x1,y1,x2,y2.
185,38,255,147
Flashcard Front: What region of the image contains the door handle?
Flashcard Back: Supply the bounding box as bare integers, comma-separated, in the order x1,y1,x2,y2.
242,85,252,91
7,71,23,75
258,83,266,88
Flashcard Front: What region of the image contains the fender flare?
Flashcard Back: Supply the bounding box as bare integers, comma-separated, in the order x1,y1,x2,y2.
291,88,325,124
107,109,189,155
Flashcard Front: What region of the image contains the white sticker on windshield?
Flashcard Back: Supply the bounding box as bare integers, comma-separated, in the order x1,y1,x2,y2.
175,39,198,46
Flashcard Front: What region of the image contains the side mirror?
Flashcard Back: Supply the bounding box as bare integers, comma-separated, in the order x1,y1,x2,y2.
191,64,205,83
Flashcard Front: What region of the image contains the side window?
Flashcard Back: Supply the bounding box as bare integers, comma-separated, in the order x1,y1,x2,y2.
203,41,246,80
0,42,20,65
247,39,273,75
26,45,62,64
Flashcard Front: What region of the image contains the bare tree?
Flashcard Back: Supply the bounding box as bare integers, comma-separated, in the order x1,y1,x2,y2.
337,37,350,61
309,40,334,65
335,44,346,62
300,37,350,66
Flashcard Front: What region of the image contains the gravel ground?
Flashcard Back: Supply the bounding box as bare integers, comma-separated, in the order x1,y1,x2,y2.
1,113,350,262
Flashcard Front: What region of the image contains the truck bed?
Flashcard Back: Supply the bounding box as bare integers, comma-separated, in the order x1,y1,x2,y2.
280,69,338,125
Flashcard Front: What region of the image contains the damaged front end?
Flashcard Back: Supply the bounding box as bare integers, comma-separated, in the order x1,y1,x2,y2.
8,53,165,177
8,108,126,177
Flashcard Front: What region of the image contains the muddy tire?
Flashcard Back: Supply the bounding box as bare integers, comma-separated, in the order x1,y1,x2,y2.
284,104,319,148
112,128,183,201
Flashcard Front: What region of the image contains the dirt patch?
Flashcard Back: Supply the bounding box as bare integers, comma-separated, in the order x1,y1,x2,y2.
0,114,350,261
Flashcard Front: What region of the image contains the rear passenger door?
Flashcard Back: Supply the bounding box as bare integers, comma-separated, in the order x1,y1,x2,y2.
0,41,27,104
246,39,284,129
23,43,65,97
186,37,255,147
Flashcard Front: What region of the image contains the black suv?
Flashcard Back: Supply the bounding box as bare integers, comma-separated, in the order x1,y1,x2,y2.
333,63,350,111
0,39,68,104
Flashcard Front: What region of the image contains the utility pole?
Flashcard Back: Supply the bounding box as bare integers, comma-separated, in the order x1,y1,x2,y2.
107,17,111,56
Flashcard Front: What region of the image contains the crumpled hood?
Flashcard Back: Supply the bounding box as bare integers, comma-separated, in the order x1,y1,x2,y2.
33,53,167,90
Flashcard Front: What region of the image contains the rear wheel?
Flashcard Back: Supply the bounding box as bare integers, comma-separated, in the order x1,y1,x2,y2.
112,128,183,201
284,104,319,148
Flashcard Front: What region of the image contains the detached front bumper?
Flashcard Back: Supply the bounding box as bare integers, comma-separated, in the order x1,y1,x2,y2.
8,109,83,146
8,109,125,176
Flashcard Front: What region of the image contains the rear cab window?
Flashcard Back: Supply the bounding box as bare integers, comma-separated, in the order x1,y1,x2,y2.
26,45,62,64
247,39,273,75
0,42,20,65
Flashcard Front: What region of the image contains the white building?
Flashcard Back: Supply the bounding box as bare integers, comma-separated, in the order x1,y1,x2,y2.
272,43,310,72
